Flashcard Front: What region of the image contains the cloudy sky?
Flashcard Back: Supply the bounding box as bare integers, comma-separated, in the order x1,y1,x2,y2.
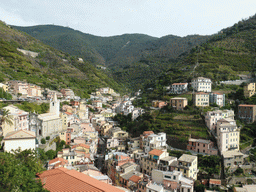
0,0,256,37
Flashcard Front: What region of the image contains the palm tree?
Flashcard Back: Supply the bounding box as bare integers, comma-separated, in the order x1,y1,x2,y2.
0,108,13,129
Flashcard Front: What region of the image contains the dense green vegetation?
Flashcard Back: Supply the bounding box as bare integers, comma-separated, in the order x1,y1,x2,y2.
14,25,209,90
14,102,49,114
197,155,221,176
0,88,12,100
114,106,210,148
240,121,256,150
0,21,123,98
0,149,48,191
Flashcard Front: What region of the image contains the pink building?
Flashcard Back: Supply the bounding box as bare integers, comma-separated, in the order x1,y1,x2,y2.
187,137,218,155
81,123,95,133
82,169,112,185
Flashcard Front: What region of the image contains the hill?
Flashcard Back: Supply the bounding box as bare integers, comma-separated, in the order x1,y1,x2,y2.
14,25,209,90
143,13,256,97
0,21,123,98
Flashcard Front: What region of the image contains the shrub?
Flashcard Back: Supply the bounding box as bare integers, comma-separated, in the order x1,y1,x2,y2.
41,138,46,144
46,136,50,140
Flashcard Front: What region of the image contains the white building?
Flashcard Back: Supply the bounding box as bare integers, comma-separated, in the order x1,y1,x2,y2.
152,169,194,192
142,132,167,154
132,108,145,121
191,77,212,92
3,130,36,153
209,92,225,107
170,83,188,94
216,118,240,155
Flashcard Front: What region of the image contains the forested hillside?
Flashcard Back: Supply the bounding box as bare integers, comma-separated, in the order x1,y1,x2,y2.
143,14,256,96
0,21,123,97
14,25,209,90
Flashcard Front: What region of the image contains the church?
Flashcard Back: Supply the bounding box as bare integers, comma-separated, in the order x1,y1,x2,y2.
29,93,63,139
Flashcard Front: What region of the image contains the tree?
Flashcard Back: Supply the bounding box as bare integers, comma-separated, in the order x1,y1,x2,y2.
0,149,49,191
41,138,46,144
0,108,13,128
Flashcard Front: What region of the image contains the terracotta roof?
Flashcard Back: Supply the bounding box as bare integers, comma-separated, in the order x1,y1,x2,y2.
48,157,68,166
239,104,256,107
149,149,164,156
212,92,223,95
72,143,90,149
65,112,73,116
195,92,209,95
143,131,154,136
39,167,123,192
209,179,221,185
129,175,142,183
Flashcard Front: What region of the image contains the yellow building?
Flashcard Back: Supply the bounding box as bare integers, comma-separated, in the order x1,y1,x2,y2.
173,154,198,180
244,83,255,98
0,83,8,92
193,92,209,107
108,88,114,94
60,112,68,130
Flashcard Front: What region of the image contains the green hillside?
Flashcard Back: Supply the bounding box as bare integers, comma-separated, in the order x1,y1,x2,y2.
0,21,123,98
14,25,209,90
143,13,256,96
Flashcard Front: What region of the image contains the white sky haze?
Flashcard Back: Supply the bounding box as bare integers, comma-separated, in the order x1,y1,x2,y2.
0,0,256,37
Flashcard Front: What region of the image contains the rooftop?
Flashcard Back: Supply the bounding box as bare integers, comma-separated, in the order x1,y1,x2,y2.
4,130,36,140
222,150,245,158
178,154,197,163
149,149,164,156
39,168,123,192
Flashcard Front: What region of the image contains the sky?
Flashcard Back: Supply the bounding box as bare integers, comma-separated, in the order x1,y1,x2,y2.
0,0,256,38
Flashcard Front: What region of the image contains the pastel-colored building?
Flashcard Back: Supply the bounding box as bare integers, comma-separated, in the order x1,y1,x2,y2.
193,92,209,107
170,83,188,94
169,97,188,110
187,137,218,155
244,83,255,98
191,77,212,92
0,83,8,92
209,92,225,107
238,104,256,123
48,157,68,170
59,130,72,145
3,130,36,153
152,100,168,108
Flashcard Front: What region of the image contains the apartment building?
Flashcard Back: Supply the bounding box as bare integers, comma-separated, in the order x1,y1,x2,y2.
169,97,188,110
209,92,225,107
60,88,75,98
152,100,168,108
222,150,246,172
152,169,194,192
238,104,256,123
191,77,212,92
8,80,42,97
193,92,209,107
244,83,255,98
141,132,167,154
140,149,169,176
170,83,188,94
170,154,198,180
205,109,235,133
216,118,240,154
187,137,218,155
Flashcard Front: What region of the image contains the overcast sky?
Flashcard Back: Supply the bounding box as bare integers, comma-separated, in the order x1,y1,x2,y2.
0,0,256,38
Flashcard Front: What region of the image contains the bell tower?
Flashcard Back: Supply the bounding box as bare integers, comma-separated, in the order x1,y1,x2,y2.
50,93,60,116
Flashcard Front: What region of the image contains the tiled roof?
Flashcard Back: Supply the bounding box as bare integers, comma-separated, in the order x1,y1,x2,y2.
65,112,73,116
4,130,36,140
39,167,123,192
129,175,142,183
143,131,154,136
49,157,68,166
239,104,256,107
149,149,164,156
209,179,221,185
72,143,90,149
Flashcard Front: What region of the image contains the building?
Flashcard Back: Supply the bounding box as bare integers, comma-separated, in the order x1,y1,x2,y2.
170,83,188,94
0,83,8,92
191,77,212,92
3,130,36,153
216,118,240,154
59,130,72,145
48,157,68,170
141,132,167,154
132,108,145,120
244,83,255,98
170,154,198,180
238,104,256,123
29,93,62,139
209,92,225,107
152,169,194,192
187,137,218,155
193,92,209,107
152,100,168,109
8,80,42,97
82,166,112,185
38,168,123,192
205,109,235,133
140,149,170,176
60,88,75,99
234,185,256,192
1,105,29,137
222,150,246,172
169,97,188,110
